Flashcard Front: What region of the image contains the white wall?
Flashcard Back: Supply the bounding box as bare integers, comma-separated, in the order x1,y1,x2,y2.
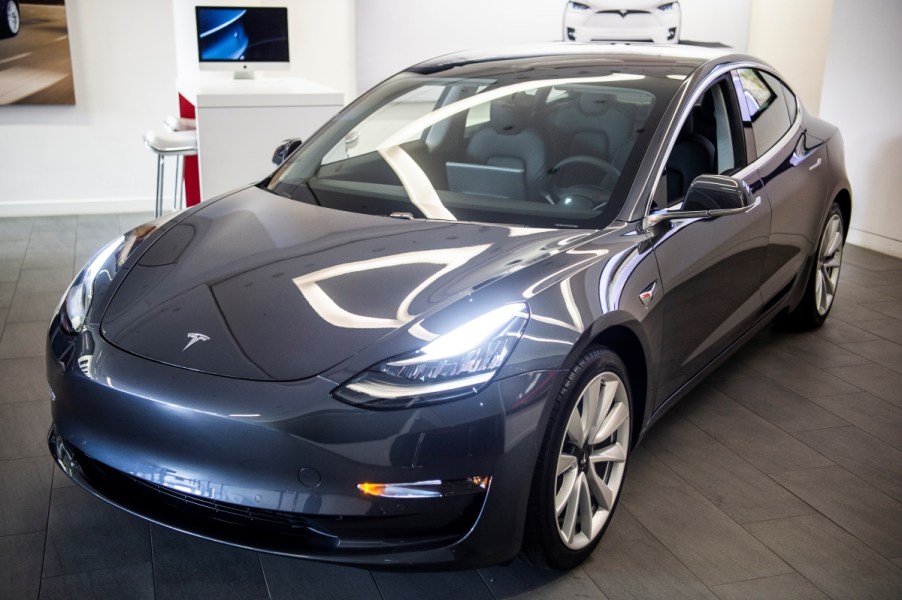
354,0,752,94
0,0,178,217
747,0,833,115
355,0,564,94
292,0,355,102
680,0,751,51
0,0,355,218
820,0,902,258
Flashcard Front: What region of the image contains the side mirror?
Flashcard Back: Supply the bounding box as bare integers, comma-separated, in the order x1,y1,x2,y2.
272,138,303,166
643,174,758,229
683,174,752,212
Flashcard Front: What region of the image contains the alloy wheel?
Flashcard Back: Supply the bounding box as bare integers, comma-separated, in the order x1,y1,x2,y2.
554,370,630,550
815,213,843,316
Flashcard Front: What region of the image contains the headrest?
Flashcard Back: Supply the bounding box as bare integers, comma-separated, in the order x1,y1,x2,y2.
578,93,613,116
634,102,652,123
676,112,695,141
489,95,530,135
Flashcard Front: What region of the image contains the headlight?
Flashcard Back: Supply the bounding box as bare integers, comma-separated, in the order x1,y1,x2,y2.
658,2,678,11
333,303,529,409
568,2,591,11
57,213,178,334
59,235,126,333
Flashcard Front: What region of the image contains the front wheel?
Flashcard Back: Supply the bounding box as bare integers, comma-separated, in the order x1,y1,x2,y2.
782,202,845,329
522,347,631,570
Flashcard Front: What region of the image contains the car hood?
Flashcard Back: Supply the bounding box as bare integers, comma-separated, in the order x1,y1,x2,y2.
101,188,594,381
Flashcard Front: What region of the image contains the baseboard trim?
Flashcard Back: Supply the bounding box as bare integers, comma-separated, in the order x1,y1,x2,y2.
0,198,154,218
848,228,902,259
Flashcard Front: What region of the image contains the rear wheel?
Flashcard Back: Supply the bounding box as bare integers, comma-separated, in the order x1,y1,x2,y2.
1,1,19,39
522,347,631,570
782,202,845,329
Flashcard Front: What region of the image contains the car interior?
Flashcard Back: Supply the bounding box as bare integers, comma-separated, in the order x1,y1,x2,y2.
306,82,658,228
660,77,748,212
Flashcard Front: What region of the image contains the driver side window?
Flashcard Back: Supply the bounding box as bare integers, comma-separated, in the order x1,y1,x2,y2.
659,77,748,210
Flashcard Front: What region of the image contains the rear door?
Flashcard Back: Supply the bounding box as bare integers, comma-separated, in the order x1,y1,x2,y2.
733,68,829,304
647,73,771,407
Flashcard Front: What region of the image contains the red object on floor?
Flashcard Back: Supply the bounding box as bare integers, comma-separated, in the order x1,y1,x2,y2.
178,94,201,207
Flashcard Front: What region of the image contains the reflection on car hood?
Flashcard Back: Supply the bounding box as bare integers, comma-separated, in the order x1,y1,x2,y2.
101,188,593,381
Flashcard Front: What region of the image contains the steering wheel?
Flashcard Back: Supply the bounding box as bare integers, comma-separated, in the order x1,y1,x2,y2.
548,155,621,210
551,155,621,181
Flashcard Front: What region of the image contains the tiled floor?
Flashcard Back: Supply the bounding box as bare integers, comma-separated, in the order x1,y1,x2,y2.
2,214,902,599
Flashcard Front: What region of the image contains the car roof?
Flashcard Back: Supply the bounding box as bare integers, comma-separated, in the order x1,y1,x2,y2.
409,42,742,75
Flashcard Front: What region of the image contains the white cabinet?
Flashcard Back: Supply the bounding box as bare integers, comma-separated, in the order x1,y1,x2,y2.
180,78,344,200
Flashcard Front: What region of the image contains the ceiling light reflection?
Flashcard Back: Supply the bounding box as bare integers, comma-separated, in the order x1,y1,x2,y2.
292,245,490,331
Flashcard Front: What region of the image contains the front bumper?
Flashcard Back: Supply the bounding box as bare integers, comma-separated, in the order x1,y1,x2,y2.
564,10,680,43
48,427,492,561
47,319,560,568
567,25,678,43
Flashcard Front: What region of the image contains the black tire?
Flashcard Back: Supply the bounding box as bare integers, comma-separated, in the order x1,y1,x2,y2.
0,1,20,39
521,346,632,570
781,202,845,330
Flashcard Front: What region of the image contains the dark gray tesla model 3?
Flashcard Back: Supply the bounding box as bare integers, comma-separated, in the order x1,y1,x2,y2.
47,44,851,570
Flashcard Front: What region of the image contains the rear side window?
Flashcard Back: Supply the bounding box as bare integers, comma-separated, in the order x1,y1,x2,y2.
737,69,798,157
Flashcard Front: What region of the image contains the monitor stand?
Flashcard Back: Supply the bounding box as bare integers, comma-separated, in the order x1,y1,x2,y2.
234,70,256,80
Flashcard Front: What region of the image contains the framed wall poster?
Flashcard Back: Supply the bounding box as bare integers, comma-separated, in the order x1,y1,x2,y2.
0,0,76,105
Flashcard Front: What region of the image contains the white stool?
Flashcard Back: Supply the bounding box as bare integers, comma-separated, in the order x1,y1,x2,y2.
143,128,198,218
164,116,196,132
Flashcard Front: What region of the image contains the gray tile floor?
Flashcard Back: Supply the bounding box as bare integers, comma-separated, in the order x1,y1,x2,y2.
2,213,902,599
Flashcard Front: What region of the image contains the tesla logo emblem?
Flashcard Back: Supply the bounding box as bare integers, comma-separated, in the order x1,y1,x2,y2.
619,10,629,17
183,332,210,351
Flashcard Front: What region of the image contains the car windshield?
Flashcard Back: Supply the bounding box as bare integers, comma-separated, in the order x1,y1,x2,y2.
267,60,682,229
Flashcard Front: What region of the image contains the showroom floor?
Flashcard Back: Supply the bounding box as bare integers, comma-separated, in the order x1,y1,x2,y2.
1,214,901,599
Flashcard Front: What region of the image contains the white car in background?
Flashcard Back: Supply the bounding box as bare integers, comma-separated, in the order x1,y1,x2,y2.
564,1,681,44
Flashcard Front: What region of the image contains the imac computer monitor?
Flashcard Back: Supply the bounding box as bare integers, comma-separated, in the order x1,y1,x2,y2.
196,6,289,79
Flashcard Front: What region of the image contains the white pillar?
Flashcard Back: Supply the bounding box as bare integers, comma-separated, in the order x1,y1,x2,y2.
747,0,834,115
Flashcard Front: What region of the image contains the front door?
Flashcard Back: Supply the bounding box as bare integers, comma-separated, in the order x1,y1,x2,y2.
648,74,771,407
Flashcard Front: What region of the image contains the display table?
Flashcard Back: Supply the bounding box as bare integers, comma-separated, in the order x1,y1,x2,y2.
178,77,344,201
